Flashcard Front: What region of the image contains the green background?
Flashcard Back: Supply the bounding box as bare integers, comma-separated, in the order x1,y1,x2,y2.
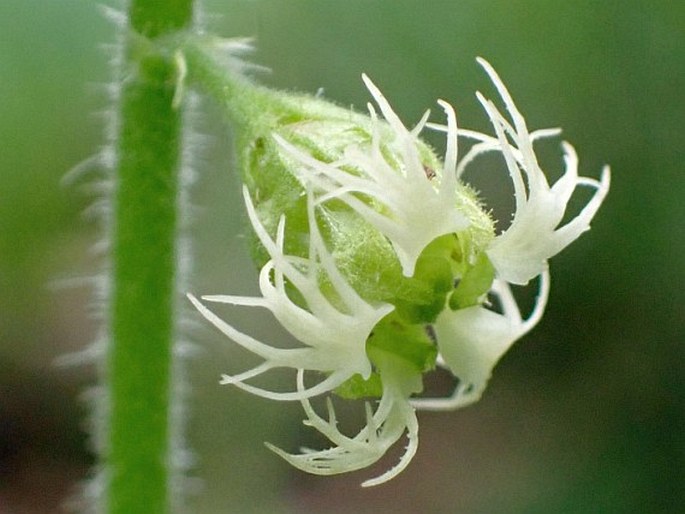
1,1,682,512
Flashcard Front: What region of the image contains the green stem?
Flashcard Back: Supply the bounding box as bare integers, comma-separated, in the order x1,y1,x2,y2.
107,1,193,513
180,38,296,132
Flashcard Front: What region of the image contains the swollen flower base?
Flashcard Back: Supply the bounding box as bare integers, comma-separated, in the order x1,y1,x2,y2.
184,42,610,486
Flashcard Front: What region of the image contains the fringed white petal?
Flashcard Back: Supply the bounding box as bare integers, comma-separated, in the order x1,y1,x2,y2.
412,270,550,411
274,74,469,277
472,58,611,285
187,186,393,401
266,370,418,487
427,58,610,285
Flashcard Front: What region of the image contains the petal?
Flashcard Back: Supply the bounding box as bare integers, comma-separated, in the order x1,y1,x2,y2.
187,186,394,400
472,59,611,285
266,369,419,486
275,77,470,277
413,271,550,411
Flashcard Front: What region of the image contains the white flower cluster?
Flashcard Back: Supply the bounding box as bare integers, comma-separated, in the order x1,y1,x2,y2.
189,58,610,485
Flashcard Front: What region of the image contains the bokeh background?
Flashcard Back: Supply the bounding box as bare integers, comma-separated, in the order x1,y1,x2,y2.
1,1,683,512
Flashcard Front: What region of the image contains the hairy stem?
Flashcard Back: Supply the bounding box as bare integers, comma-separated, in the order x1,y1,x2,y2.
107,1,194,512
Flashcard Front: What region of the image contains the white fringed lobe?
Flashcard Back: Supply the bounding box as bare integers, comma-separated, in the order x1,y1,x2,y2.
468,58,610,285
274,74,469,277
412,270,550,411
266,369,419,487
187,185,394,401
187,55,611,485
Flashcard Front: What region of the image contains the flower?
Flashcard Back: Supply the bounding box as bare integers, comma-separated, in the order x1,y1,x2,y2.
187,184,393,401
185,42,610,485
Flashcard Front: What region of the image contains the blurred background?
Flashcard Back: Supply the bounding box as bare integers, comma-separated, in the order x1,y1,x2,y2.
1,0,683,512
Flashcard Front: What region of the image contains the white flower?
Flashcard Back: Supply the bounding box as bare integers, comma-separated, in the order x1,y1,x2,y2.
274,74,469,277
187,53,611,484
450,58,611,285
187,185,394,401
267,368,419,487
412,270,550,411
